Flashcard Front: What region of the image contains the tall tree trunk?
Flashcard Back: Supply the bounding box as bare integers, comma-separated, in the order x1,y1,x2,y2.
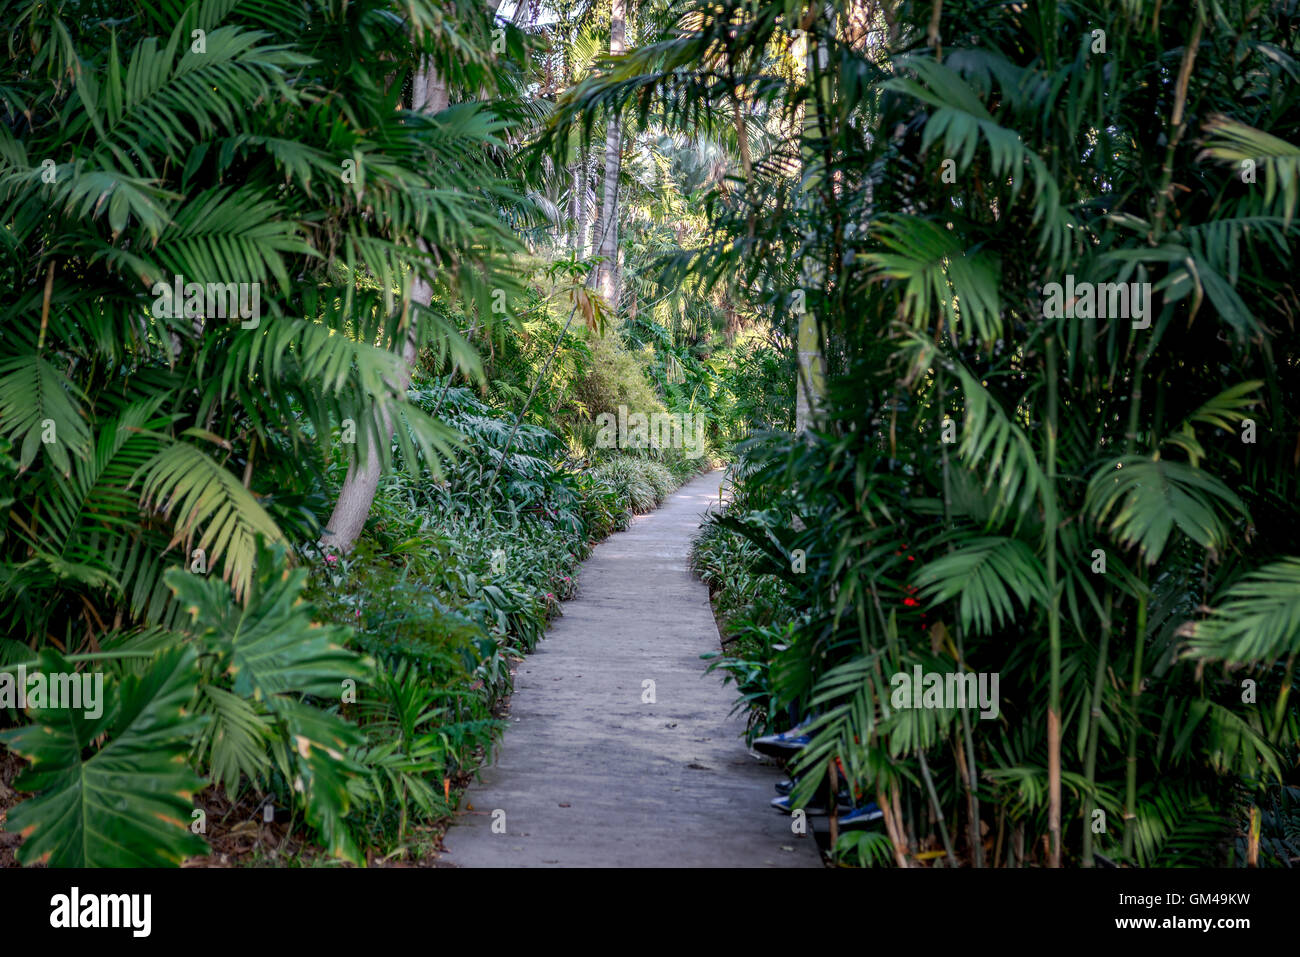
320,62,440,554
583,152,595,257
412,57,449,113
595,0,626,305
569,142,584,257
795,16,828,434
320,299,423,554
575,146,590,258
1080,596,1113,866
567,161,580,252
511,0,536,26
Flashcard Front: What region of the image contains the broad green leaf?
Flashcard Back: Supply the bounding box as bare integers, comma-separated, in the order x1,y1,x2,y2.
0,646,207,867
165,542,373,700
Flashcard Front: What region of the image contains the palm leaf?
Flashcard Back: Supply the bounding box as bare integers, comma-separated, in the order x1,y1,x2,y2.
0,355,91,474
136,440,285,600
1181,558,1300,665
0,645,207,867
914,536,1048,636
1085,456,1247,563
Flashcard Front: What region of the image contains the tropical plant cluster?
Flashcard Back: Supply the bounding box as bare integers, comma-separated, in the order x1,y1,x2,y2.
0,0,734,866
647,0,1300,867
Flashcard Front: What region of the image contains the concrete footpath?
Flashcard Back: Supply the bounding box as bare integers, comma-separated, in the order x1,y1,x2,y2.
441,469,822,867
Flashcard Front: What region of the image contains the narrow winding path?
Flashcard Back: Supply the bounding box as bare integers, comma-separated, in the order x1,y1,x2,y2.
441,470,821,867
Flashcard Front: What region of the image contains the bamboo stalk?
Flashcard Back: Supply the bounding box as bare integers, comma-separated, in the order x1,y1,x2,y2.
940,370,983,866
918,749,957,866
893,784,909,862
1271,653,1295,743
1122,591,1148,859
1081,596,1113,867
1045,334,1063,867
38,260,54,351
956,632,983,867
878,783,910,868
994,806,1005,869
1247,805,1260,867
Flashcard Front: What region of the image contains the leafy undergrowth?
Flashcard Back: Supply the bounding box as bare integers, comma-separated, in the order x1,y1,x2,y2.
290,393,707,866
0,383,708,868
691,506,799,742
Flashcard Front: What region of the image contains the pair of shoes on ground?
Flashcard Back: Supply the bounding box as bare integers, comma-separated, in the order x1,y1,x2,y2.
752,726,811,759
769,792,849,816
758,719,884,830
770,792,884,829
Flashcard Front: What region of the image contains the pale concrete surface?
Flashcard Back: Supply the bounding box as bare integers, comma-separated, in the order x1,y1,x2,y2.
440,470,822,867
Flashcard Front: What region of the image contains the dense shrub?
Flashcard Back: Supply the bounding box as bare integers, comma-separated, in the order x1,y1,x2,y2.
569,327,667,423
590,454,677,518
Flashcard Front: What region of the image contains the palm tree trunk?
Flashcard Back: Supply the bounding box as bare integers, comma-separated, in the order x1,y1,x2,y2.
320,61,439,554
575,146,589,258
1120,337,1151,858
595,0,625,305
941,370,982,865
511,0,536,26
321,285,425,553
412,57,449,113
795,16,828,434
877,783,910,867
567,161,579,252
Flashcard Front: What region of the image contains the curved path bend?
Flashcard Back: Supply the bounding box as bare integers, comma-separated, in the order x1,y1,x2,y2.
441,470,822,868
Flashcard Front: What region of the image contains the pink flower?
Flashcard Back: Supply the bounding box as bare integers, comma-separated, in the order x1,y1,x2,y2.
325,554,338,565
546,593,554,600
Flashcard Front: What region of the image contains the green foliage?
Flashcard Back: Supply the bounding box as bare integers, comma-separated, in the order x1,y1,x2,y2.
1183,559,1300,665
570,327,668,423
0,0,546,867
914,537,1048,637
0,0,524,637
0,646,207,867
590,454,677,517
165,542,374,814
591,0,1300,868
1086,457,1246,563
